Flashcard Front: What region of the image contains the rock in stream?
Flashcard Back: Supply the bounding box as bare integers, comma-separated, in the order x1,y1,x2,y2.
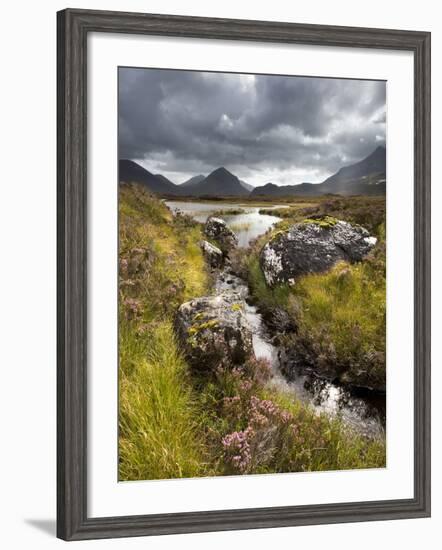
204,216,238,255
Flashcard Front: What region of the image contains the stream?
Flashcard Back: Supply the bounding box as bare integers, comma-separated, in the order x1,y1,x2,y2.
167,200,386,438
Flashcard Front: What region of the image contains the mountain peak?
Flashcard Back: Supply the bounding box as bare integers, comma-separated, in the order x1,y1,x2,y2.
211,166,233,177
183,166,248,196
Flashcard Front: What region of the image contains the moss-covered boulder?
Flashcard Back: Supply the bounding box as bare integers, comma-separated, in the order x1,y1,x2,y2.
260,218,377,287
175,293,253,370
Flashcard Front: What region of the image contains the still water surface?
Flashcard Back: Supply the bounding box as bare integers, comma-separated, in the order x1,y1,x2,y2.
165,200,283,247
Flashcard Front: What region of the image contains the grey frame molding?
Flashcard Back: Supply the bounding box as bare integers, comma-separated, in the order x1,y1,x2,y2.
57,8,431,541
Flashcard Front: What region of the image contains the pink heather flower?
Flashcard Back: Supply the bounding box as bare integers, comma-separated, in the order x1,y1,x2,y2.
223,395,241,406
231,367,243,379
123,297,142,319
238,379,253,393
120,258,128,274
280,410,293,424
250,412,268,428
222,428,254,474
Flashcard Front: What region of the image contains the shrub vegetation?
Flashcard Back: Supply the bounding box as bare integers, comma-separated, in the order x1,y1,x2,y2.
119,185,385,481
233,195,386,390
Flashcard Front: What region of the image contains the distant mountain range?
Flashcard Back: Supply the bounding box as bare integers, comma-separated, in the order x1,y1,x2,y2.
250,146,386,197
119,146,386,197
119,162,251,197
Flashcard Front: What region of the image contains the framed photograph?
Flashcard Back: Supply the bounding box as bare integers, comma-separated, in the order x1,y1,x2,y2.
57,8,431,541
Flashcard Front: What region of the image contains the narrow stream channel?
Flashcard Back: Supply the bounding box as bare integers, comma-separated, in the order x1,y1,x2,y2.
216,269,385,438
167,200,386,439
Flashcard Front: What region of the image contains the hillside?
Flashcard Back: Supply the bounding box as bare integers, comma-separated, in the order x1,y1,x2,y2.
120,147,386,198
239,179,254,192
322,146,386,189
119,159,181,195
180,174,206,188
251,147,386,197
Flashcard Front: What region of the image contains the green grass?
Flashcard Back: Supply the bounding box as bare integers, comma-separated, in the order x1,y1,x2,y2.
291,256,386,388
118,185,211,480
119,321,207,480
235,195,386,390
194,358,385,475
259,387,385,472
211,208,246,216
119,185,385,480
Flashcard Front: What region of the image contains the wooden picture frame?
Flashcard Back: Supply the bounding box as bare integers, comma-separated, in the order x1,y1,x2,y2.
57,8,431,541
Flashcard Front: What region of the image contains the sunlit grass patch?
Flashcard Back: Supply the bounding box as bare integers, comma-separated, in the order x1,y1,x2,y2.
292,259,386,386
119,321,207,480
240,195,386,390
119,184,211,480
118,186,386,479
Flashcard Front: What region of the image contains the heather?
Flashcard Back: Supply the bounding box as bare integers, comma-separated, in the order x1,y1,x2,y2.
119,185,385,481
119,184,210,480
195,357,384,475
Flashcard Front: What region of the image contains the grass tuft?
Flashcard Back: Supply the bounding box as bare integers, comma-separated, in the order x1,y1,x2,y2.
119,321,207,480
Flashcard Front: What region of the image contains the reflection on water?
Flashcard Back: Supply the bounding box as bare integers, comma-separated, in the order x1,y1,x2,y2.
283,372,385,438
165,200,283,247
216,270,385,439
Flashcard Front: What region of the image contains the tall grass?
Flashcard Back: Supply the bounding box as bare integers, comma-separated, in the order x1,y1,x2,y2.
118,185,210,480
119,186,386,480
119,322,206,480
236,195,387,389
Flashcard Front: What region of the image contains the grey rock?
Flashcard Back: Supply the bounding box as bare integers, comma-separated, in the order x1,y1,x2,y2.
200,240,224,269
175,293,253,370
204,217,238,255
260,219,377,286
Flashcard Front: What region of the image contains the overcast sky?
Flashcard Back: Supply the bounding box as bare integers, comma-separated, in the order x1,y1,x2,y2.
119,67,386,187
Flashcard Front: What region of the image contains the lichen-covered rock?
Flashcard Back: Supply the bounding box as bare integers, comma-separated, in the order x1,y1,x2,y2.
175,293,253,370
260,218,377,287
200,240,224,269
204,217,238,255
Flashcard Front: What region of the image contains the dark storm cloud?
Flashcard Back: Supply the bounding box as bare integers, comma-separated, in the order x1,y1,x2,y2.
119,67,386,185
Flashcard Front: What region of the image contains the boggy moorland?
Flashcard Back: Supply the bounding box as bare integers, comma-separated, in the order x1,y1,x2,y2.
118,183,386,481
